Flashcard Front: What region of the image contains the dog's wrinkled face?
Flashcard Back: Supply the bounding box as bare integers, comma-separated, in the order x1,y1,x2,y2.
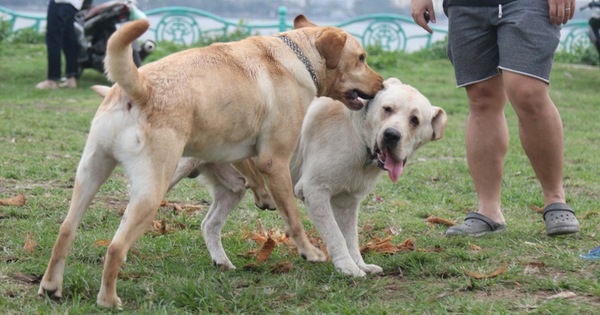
366,78,447,182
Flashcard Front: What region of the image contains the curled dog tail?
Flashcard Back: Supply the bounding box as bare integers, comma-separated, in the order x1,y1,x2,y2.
105,20,151,103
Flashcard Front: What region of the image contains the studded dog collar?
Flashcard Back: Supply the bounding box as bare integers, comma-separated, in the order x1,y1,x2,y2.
279,35,318,89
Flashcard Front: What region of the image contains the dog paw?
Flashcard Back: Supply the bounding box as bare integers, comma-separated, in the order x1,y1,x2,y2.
337,264,367,277
300,246,327,262
97,294,123,310
213,259,236,271
359,263,383,275
38,281,62,299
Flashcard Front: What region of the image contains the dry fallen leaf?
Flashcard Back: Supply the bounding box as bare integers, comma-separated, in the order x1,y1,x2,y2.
24,233,36,254
425,215,456,227
360,236,401,254
94,239,112,247
0,194,26,206
271,260,294,274
530,205,544,213
397,237,415,252
250,233,268,244
256,237,276,262
468,243,482,251
464,261,508,279
238,248,260,258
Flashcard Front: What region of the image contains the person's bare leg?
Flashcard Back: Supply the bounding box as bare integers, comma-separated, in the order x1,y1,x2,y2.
464,75,509,225
502,71,565,206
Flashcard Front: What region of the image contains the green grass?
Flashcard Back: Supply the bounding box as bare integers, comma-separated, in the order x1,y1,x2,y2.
1,42,599,314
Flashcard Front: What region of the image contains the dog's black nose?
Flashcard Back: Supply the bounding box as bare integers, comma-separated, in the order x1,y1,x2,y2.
383,128,401,147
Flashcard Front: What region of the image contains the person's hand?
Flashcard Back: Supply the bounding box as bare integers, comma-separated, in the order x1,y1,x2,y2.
411,0,436,34
548,0,576,25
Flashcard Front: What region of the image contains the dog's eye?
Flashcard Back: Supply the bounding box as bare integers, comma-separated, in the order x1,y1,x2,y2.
359,54,366,63
383,106,393,115
410,116,420,127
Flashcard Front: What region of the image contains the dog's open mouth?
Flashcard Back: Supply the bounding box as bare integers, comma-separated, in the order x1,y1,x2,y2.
345,89,375,110
373,145,407,183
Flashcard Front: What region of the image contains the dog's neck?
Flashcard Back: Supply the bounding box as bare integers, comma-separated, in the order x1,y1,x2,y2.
361,104,385,170
365,147,385,170
279,35,319,90
364,99,373,113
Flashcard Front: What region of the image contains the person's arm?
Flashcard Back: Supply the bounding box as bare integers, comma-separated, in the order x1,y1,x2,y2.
548,0,576,25
411,0,436,34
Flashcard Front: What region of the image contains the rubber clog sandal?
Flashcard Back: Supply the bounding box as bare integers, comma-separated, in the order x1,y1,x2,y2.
446,212,507,237
543,203,580,236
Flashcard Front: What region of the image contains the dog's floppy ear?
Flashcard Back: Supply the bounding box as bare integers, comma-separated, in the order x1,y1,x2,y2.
91,85,111,98
431,107,448,141
383,77,402,89
294,15,317,29
316,29,347,69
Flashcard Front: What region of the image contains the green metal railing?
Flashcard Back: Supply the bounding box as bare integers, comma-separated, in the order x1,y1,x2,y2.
0,5,593,53
0,6,46,33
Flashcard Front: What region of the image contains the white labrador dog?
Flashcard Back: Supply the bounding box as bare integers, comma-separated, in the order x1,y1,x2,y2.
171,78,447,276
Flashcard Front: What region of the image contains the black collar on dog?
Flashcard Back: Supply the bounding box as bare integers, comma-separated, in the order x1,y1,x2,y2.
365,147,385,170
365,99,373,113
279,35,319,89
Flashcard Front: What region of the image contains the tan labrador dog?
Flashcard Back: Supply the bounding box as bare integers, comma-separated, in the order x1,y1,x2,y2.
38,16,382,309
171,78,447,276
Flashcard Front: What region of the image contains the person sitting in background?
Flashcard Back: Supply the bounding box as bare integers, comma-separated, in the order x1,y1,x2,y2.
36,0,83,89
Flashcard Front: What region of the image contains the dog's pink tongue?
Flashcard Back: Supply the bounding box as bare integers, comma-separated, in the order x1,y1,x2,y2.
383,148,403,183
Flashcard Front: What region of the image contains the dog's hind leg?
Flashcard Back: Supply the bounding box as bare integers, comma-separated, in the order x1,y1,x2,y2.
39,143,117,299
201,163,247,270
96,139,182,309
255,156,327,263
168,157,205,192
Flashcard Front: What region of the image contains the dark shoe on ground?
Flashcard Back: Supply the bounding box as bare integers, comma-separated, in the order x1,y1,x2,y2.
446,212,507,237
543,203,580,236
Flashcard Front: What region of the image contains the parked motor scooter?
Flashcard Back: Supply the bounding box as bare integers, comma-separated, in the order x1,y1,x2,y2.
74,0,156,77
581,0,600,63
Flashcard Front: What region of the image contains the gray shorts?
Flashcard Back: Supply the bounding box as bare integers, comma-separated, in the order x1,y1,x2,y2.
446,0,561,87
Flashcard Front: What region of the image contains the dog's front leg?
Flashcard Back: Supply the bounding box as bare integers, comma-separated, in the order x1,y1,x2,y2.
332,199,383,275
255,157,326,263
303,188,365,277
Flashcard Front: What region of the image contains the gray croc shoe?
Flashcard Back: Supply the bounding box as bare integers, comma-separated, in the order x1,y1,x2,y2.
543,203,580,236
446,212,507,237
